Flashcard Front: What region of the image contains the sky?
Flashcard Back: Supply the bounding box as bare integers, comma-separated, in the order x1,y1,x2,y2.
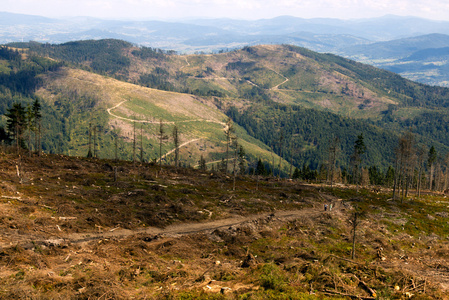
3,0,449,21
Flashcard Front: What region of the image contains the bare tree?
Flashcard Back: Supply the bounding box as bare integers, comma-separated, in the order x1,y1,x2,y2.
93,125,98,158
327,136,340,187
271,143,275,177
232,137,238,190
140,124,144,163
172,125,180,168
416,146,426,199
289,139,294,179
224,118,235,173
392,147,400,200
351,133,366,191
428,146,437,191
351,212,358,260
132,121,136,163
25,104,33,156
444,153,449,192
238,145,246,175
32,98,42,156
393,131,415,202
158,120,169,169
114,130,119,161
402,131,415,199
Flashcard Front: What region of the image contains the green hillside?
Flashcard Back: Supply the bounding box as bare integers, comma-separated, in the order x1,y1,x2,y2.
18,40,449,112
2,41,449,175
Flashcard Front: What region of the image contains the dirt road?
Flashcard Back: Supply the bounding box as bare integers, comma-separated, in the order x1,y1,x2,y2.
1,206,331,250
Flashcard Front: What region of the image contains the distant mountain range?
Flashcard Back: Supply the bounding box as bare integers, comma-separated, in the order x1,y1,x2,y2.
1,12,449,86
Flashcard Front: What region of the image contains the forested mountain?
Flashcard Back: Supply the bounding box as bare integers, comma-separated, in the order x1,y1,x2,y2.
1,40,449,177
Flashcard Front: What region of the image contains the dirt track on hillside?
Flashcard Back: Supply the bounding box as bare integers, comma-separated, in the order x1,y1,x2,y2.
1,204,338,251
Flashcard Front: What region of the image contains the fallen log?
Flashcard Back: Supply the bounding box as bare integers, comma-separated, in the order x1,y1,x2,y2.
323,289,375,300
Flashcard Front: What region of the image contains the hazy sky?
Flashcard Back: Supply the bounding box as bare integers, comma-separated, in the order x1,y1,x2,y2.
3,0,449,21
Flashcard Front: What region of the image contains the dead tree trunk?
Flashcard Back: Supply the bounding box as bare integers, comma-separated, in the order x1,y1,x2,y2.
351,212,358,260
133,122,136,163
140,124,144,163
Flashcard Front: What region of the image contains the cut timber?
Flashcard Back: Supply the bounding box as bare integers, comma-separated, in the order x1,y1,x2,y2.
1,196,22,200
324,289,375,300
329,254,364,265
359,279,377,298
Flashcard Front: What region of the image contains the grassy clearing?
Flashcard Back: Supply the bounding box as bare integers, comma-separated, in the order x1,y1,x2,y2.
38,67,292,169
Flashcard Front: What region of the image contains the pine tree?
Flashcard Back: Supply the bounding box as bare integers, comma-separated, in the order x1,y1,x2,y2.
255,159,266,176
238,145,246,175
32,98,42,156
292,167,300,179
199,155,207,171
87,123,93,158
6,103,27,150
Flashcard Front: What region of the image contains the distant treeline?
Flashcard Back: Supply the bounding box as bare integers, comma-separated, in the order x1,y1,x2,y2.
226,103,398,171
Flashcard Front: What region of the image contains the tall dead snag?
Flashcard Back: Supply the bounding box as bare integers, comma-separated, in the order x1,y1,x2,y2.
140,124,144,162
132,121,136,163
351,133,366,191
238,145,246,175
224,118,235,173
37,120,42,156
270,144,275,177
393,131,415,201
289,139,294,179
93,125,98,158
172,125,180,168
112,123,120,161
350,208,366,260
232,137,238,191
25,104,33,156
400,131,415,200
444,153,449,192
416,146,426,199
428,145,437,191
158,119,168,169
351,211,358,260
327,136,340,187
32,98,42,156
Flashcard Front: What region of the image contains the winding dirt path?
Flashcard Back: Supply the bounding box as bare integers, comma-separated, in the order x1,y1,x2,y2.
107,100,226,127
180,57,190,71
2,207,330,250
157,138,201,163
106,100,227,162
270,70,289,90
